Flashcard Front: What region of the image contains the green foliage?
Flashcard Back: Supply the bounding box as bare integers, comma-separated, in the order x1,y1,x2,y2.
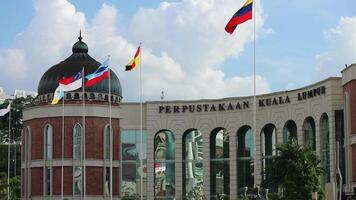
0,176,21,199
0,96,34,143
261,140,325,200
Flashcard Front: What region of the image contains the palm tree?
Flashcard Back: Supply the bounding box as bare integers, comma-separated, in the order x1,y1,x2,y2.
261,139,324,200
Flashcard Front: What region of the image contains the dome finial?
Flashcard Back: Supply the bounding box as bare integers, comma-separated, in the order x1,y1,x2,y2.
78,29,83,41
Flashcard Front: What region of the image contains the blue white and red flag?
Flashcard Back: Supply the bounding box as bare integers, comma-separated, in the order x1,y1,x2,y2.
85,59,109,87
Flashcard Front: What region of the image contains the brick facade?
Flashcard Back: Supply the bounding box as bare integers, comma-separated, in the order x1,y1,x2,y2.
22,112,121,198
343,79,356,135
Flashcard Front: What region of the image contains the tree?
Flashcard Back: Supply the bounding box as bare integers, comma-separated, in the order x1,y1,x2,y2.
0,175,21,200
0,96,34,143
261,139,324,200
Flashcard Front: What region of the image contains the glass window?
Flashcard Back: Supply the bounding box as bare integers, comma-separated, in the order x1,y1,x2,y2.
320,114,330,183
45,167,51,195
73,124,82,160
210,128,229,199
335,110,345,184
237,126,254,190
121,130,147,198
105,125,111,160
303,117,316,150
105,167,110,196
154,130,175,199
45,125,53,160
261,124,277,181
73,123,82,195
283,120,297,143
183,129,204,198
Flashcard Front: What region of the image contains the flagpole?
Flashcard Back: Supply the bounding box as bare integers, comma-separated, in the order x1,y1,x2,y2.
139,42,143,200
108,56,113,200
61,91,65,200
252,0,257,184
7,103,11,200
82,67,86,200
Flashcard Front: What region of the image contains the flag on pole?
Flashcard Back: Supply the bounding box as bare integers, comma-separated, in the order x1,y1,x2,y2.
85,59,109,87
225,0,253,34
59,72,83,92
51,86,64,105
125,45,141,71
51,71,83,104
0,104,10,116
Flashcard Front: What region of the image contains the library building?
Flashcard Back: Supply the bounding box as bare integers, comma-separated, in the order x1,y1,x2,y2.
21,36,356,199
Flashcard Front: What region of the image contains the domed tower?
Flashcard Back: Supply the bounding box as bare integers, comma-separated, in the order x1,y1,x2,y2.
22,34,122,199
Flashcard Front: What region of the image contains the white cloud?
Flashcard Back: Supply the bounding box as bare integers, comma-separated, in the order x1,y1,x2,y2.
0,49,28,78
315,16,356,79
0,0,271,101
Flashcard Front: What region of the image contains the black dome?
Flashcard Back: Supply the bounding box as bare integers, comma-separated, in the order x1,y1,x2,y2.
37,36,122,97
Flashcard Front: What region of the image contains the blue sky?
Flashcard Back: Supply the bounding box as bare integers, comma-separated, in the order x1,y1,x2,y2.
0,0,355,101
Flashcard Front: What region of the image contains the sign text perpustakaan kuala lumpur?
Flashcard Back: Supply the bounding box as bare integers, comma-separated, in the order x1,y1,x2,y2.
158,86,326,114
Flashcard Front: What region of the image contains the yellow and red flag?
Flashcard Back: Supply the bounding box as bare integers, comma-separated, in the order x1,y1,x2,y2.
125,45,141,71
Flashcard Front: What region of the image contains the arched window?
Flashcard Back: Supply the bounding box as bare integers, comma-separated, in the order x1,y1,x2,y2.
73,123,82,195
104,125,112,196
182,129,203,198
283,120,297,143
303,117,316,150
261,124,277,181
45,125,53,160
210,128,229,199
154,130,175,199
66,93,72,100
44,124,53,196
320,114,330,183
237,126,254,190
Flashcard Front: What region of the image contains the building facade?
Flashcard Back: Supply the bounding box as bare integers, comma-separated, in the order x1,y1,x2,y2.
22,36,356,199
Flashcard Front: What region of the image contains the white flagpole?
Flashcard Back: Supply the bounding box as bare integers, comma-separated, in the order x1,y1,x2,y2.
108,56,113,200
61,91,65,199
252,0,257,184
139,43,143,200
82,67,86,200
7,103,11,200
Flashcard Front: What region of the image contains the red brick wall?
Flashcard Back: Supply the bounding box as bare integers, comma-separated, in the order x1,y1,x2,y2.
344,80,356,135
23,105,122,197
31,167,43,195
113,167,120,195
86,167,103,195
52,167,61,195
64,166,73,195
23,117,120,161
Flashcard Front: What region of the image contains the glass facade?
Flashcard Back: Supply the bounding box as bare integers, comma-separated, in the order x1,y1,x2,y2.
261,124,277,181
283,120,297,143
303,117,316,150
183,129,204,198
121,129,147,198
237,126,254,190
320,114,330,183
210,128,229,199
154,130,175,199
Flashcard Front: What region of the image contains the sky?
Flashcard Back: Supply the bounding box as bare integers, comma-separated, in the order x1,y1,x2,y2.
0,0,355,102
